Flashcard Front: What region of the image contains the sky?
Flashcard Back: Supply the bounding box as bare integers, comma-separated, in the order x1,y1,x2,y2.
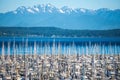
0,0,120,13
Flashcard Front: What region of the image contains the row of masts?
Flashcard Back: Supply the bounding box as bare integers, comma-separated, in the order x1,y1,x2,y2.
1,41,120,56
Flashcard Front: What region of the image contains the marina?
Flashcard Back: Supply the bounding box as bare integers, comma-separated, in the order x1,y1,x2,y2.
0,37,120,80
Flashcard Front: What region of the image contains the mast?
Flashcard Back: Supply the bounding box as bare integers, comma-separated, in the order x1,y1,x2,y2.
44,42,47,59
52,39,55,58
25,38,28,80
92,44,96,80
2,41,5,62
34,41,37,60
58,42,61,58
13,40,16,63
72,41,76,61
1,41,6,77
102,44,106,80
7,41,11,62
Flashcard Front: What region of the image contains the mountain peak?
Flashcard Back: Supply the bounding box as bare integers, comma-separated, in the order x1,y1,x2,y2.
0,4,120,30
13,4,57,14
15,6,27,14
10,4,119,15
46,3,55,8
17,6,26,10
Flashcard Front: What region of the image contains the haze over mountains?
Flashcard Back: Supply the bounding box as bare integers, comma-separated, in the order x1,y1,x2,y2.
0,4,120,30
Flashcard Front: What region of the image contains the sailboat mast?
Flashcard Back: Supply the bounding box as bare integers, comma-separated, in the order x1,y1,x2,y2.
2,42,5,62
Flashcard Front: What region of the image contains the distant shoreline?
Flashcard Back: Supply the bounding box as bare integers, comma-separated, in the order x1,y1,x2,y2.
0,27,120,37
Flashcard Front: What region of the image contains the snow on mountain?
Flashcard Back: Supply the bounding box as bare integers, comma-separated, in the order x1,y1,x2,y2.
80,8,86,13
61,6,74,13
58,9,65,13
10,4,115,15
33,7,39,12
0,4,120,30
15,6,27,14
12,4,56,14
13,11,17,14
12,4,90,14
27,8,35,13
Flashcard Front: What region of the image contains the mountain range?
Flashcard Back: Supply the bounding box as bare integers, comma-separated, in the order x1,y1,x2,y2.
0,4,120,29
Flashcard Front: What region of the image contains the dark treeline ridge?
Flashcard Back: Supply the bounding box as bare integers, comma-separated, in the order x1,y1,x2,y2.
0,27,120,37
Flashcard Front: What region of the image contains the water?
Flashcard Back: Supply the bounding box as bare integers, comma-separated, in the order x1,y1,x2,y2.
0,37,120,55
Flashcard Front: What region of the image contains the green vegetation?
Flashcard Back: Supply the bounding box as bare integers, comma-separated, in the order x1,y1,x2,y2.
0,27,120,37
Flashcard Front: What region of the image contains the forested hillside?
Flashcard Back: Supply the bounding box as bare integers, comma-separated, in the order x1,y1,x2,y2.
0,27,120,37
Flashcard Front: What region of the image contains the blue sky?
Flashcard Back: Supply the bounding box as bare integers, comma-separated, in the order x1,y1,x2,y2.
0,0,120,13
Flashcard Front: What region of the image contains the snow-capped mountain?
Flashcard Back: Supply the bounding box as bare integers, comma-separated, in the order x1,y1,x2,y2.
0,4,120,29
12,4,113,14
12,4,88,14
